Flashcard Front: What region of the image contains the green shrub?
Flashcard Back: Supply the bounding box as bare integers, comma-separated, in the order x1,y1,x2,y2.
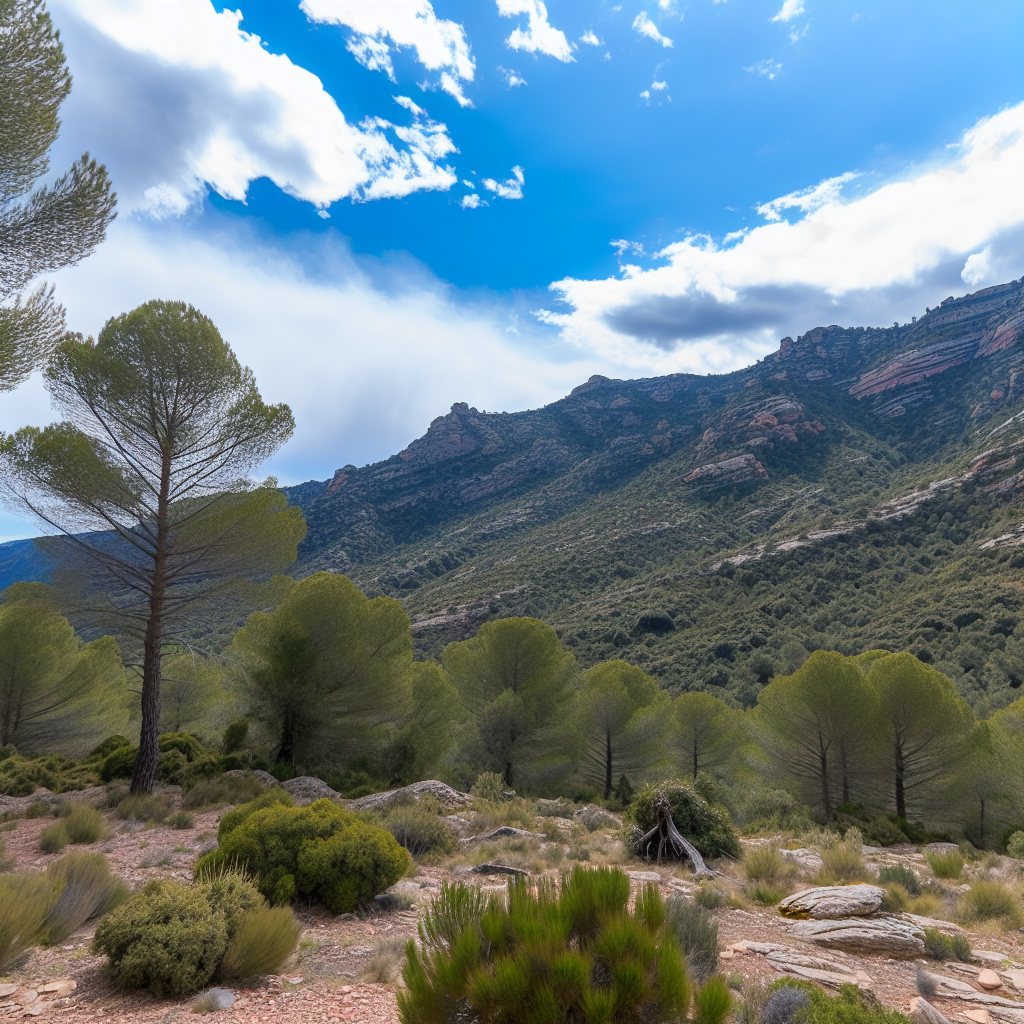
470,772,507,802
62,804,106,845
922,927,972,962
958,881,1023,928
197,869,264,941
92,879,228,997
1006,831,1024,859
86,736,133,762
219,906,300,981
159,732,206,762
819,843,867,883
665,896,719,981
470,796,538,833
926,850,963,879
43,852,128,944
157,748,189,785
627,782,741,860
880,884,909,912
183,772,266,811
878,864,920,896
739,788,812,833
751,884,786,907
832,805,908,848
222,718,249,755
0,872,55,971
0,751,96,796
764,978,912,1024
693,976,732,1024
39,820,69,853
196,797,409,914
384,803,456,857
166,810,195,830
694,883,727,910
217,787,293,838
116,793,172,824
100,745,138,783
399,867,694,1024
744,845,787,886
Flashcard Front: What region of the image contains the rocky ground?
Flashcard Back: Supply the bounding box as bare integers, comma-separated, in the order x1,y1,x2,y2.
0,785,1021,1023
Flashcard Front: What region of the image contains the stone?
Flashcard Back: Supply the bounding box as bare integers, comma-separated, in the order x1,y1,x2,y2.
280,776,341,805
778,884,885,920
349,780,472,813
0,986,17,999
905,914,966,935
471,862,529,877
964,1011,993,1024
373,892,402,911
202,988,236,1010
787,915,926,957
924,843,962,855
576,806,622,832
909,997,951,1024
461,826,545,844
22,1002,50,1017
979,970,1003,991
974,952,1008,965
627,871,662,884
1004,970,1024,993
37,981,75,997
780,848,825,872
12,991,36,1006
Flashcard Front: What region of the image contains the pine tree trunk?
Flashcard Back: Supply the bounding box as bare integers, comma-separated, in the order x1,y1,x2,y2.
604,730,613,800
819,738,832,820
894,740,906,820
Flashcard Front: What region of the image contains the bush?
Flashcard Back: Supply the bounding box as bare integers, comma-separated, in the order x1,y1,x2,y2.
763,979,911,1024
167,810,195,830
922,927,972,962
694,883,727,910
740,788,813,833
751,885,786,907
958,881,1023,928
43,852,128,944
470,772,507,802
199,869,264,940
62,804,106,844
627,782,741,860
1006,831,1024,859
100,745,138,783
878,864,920,896
183,772,266,811
926,849,964,879
665,896,719,981
217,787,293,838
159,733,206,762
117,793,172,824
880,884,909,912
819,843,867,883
359,935,406,985
86,735,133,762
694,977,732,1024
469,796,538,833
744,845,787,886
219,905,299,980
0,751,96,797
39,820,69,853
759,985,810,1024
384,803,456,857
196,797,410,914
0,872,55,971
222,718,249,755
93,879,228,997
399,867,699,1024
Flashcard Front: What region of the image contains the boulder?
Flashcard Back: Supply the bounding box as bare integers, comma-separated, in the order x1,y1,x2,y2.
778,884,885,920
787,915,926,957
280,776,340,805
460,826,545,844
223,768,279,787
910,997,951,1024
576,805,622,832
780,848,824,872
349,780,472,812
979,970,1003,991
924,842,962,855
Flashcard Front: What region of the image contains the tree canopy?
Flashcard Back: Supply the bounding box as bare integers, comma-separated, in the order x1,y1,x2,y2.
671,692,740,782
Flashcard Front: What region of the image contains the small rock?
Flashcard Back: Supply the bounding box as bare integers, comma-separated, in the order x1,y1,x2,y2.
0,985,17,998
973,952,1007,965
910,996,951,1024
963,1010,992,1024
37,981,75,997
461,826,545,844
1004,969,1024,992
22,1002,50,1017
978,970,1002,991
373,893,401,911
471,862,529,877
779,884,885,920
280,976,303,985
780,848,825,872
627,871,662,884
12,991,36,1006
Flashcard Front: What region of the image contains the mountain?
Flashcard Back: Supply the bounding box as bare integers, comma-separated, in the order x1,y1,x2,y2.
3,281,1023,709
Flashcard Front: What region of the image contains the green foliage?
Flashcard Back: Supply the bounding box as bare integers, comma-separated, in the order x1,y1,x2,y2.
219,906,300,981
100,745,138,783
693,976,732,1024
116,793,172,824
222,718,249,755
878,864,920,896
0,871,54,972
627,781,741,859
217,787,293,837
166,810,195,830
673,693,739,782
384,802,456,857
665,896,719,982
87,735,132,762
39,819,68,853
1007,831,1024,859
819,843,868,884
765,979,912,1024
750,885,786,907
61,803,105,844
694,884,727,910
92,879,228,997
922,928,972,962
470,772,507,802
198,869,263,940
957,880,1023,928
398,867,692,1024
0,748,97,796
183,771,266,811
744,845,787,886
43,851,127,944
925,850,963,879
196,797,409,913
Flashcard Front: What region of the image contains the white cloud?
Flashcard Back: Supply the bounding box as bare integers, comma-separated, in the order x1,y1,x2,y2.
580,30,602,46
482,166,526,200
745,59,782,79
772,0,806,22
50,0,459,216
463,179,475,187
498,65,528,87
651,80,668,91
300,0,476,107
393,94,427,117
536,103,1024,371
789,23,808,42
612,240,645,257
632,12,674,47
757,171,859,221
460,193,487,209
496,0,574,62
639,90,650,102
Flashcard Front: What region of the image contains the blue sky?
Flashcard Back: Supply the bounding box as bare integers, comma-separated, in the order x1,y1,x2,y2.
1,0,1023,542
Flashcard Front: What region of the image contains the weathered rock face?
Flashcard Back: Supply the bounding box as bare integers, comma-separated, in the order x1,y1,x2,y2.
778,884,885,920
787,915,927,957
348,779,472,812
684,454,770,490
281,776,341,805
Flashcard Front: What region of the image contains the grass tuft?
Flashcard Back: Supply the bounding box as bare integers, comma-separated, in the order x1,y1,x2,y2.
665,896,718,982
39,820,69,853
0,871,54,971
117,794,172,824
44,851,128,944
925,849,964,880
218,906,300,980
922,927,972,962
751,884,786,907
744,845,787,886
167,810,195,830
693,975,732,1024
359,936,407,984
878,863,920,895
62,804,106,844
818,843,867,884
957,881,1023,929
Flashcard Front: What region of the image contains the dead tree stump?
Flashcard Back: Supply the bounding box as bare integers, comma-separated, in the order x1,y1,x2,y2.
633,796,712,877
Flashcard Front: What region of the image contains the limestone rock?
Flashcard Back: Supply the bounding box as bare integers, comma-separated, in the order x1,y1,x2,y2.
964,1011,993,1024
924,842,962,855
904,914,965,935
280,776,341,805
684,454,769,491
223,768,278,787
1005,969,1024,993
979,970,1003,991
536,798,577,818
349,780,471,813
787,915,926,957
627,871,662,884
780,848,824,872
0,985,17,998
576,805,622,832
778,884,885,920
910,997,951,1024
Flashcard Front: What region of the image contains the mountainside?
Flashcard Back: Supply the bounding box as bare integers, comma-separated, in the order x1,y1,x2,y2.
286,280,1024,709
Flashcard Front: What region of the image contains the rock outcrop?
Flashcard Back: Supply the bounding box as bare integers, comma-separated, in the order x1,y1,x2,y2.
684,454,769,490
787,915,927,957
778,884,885,920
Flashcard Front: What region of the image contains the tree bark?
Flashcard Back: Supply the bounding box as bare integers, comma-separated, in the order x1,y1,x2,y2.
819,735,832,820
633,795,712,877
604,729,613,800
894,739,906,820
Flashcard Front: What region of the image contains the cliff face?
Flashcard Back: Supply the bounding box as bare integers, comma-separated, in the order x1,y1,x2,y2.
289,280,1023,577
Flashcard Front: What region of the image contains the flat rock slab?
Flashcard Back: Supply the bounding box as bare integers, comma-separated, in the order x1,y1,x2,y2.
904,913,965,935
980,969,1004,991
628,871,663,884
471,862,530,877
779,884,885,920
788,914,926,957
780,848,825,872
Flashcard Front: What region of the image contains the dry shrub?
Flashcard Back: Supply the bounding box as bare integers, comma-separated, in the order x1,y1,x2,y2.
958,880,1023,929
219,906,300,980
117,794,172,824
182,773,266,811
44,851,128,944
39,820,69,853
818,843,868,884
0,872,54,971
926,849,964,879
62,804,106,844
167,810,195,830
751,884,786,907
359,935,407,984
470,796,537,833
665,896,718,981
744,845,788,886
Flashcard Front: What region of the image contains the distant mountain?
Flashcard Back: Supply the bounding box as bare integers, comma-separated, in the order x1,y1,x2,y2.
4,281,1023,709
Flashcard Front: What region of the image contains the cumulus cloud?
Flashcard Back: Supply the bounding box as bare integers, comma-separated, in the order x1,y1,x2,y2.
612,240,645,257
639,90,650,102
536,103,1024,371
745,59,782,79
300,0,476,107
772,0,806,22
482,166,526,199
651,80,668,91
580,30,602,46
632,12,674,47
496,0,574,62
498,65,528,87
50,0,459,216
460,193,487,209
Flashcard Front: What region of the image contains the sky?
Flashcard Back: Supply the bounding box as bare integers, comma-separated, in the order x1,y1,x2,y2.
1,0,1023,542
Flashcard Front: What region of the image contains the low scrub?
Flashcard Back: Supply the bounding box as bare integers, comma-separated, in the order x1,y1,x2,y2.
665,896,719,981
39,820,70,853
744,845,788,887
627,782,741,860
751,884,787,907
469,796,538,834
399,867,723,1024
0,750,96,797
359,936,407,985
819,843,868,884
166,810,195,830
469,772,507,802
116,793,172,824
926,849,964,880
62,804,106,844
218,906,300,980
196,797,410,913
0,871,54,972
182,773,266,811
694,884,727,910
43,852,128,944
1007,831,1024,859
957,881,1023,929
762,979,911,1024
384,802,456,857
922,927,972,962
878,864,920,896
694,977,732,1024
